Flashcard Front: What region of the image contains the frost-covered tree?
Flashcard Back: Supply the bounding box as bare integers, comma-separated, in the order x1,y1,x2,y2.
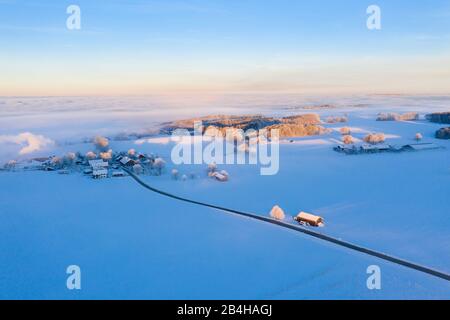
85,151,97,160
363,133,385,145
63,152,76,166
94,136,109,151
415,133,423,142
51,156,63,169
326,116,348,124
127,149,136,157
340,127,351,135
269,205,285,221
3,160,17,170
342,135,354,144
100,149,112,161
153,157,166,176
133,164,143,175
171,169,179,180
207,162,217,173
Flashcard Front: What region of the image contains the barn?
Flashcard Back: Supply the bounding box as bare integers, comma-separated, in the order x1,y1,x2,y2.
294,212,324,227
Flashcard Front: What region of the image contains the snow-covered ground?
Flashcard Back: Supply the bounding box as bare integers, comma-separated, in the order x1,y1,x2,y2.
139,115,450,273
1,171,449,299
0,95,449,299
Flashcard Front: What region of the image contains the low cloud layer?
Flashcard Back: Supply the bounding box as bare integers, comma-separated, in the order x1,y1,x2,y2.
0,132,54,155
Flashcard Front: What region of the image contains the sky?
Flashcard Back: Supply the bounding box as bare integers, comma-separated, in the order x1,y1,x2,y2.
0,0,449,96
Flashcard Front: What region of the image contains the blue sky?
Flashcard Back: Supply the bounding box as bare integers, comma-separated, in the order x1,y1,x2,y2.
0,0,449,95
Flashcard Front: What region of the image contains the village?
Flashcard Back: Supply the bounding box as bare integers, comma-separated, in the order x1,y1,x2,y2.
1,150,163,178
0,136,231,183
1,150,233,183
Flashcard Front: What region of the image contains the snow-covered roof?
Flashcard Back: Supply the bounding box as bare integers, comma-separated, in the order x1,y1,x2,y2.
360,144,391,150
404,143,440,151
360,144,377,150
93,168,108,175
89,159,108,168
212,172,228,181
120,157,134,165
337,145,355,150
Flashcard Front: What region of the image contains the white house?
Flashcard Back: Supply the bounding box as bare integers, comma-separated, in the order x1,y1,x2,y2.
112,170,126,177
89,159,108,169
93,168,108,179
120,156,136,166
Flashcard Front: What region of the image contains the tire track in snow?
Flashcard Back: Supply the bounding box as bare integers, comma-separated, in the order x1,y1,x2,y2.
122,167,450,283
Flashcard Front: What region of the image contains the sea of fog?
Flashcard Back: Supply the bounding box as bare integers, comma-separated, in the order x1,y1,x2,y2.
0,94,449,162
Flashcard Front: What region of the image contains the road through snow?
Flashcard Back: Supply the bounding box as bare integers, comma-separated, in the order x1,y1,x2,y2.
122,167,450,283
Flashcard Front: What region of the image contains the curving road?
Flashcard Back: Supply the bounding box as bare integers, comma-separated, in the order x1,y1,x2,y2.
122,167,450,283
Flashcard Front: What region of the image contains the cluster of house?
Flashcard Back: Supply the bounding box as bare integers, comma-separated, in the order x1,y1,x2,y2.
84,152,165,179
3,148,232,184
85,159,125,179
334,142,441,155
4,150,165,180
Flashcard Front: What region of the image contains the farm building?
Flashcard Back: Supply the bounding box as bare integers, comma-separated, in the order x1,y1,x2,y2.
360,144,392,153
211,171,228,182
334,143,394,154
93,168,108,179
333,145,358,154
294,212,324,227
400,143,441,151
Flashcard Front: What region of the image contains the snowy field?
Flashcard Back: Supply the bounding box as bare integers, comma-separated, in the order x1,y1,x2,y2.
0,95,449,299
